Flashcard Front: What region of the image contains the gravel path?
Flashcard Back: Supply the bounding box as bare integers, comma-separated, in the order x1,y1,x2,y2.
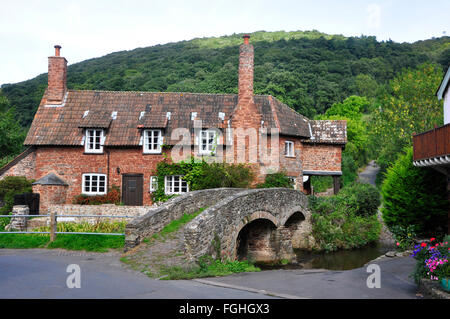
358,160,396,246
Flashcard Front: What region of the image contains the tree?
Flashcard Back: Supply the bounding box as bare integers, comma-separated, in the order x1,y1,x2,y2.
381,148,448,237
316,96,370,167
0,106,26,159
369,63,444,180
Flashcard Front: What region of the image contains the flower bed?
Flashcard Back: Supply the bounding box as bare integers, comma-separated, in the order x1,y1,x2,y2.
411,237,449,291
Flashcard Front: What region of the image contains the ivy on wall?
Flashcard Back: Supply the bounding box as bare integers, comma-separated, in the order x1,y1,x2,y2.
151,157,254,203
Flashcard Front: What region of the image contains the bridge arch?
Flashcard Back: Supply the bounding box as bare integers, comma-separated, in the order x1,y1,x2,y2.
184,188,311,262
235,215,278,262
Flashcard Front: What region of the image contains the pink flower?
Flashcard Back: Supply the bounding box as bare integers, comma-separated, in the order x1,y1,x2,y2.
396,242,400,246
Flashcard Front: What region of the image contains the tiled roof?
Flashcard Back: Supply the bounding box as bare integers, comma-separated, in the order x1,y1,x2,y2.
24,90,343,146
304,120,347,144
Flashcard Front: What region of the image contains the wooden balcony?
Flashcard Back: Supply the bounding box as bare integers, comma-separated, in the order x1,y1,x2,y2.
413,123,450,161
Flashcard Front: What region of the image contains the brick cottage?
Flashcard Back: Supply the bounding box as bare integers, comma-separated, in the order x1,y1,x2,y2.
0,35,346,213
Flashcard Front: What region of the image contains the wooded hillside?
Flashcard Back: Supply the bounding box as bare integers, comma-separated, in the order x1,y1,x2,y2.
2,30,449,127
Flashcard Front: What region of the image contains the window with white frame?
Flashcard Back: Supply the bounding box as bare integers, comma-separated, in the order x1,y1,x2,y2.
149,176,158,192
143,129,162,154
164,175,189,194
285,141,294,157
199,130,217,155
85,129,104,153
82,173,107,195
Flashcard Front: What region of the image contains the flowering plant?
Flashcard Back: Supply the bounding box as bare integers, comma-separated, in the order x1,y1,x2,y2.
411,238,449,283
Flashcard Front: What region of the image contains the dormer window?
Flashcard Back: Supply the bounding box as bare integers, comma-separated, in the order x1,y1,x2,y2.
85,129,104,153
143,129,162,154
199,129,217,155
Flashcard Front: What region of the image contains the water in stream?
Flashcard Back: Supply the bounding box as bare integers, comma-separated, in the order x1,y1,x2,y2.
257,242,394,271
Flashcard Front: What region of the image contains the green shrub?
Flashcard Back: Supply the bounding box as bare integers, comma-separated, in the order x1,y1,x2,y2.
390,225,417,251
310,176,333,193
152,158,254,202
0,176,33,215
309,182,382,252
34,220,127,234
72,185,121,205
159,255,260,280
381,148,448,237
257,171,293,188
337,182,380,217
188,162,254,190
341,152,358,187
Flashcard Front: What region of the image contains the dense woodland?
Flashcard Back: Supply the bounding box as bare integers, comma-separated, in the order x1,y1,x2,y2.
1,30,449,127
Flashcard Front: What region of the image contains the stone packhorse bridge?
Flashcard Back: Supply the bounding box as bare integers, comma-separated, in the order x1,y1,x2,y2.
125,188,312,263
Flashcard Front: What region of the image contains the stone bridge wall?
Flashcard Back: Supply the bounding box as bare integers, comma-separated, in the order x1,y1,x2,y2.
124,188,245,250
183,188,310,261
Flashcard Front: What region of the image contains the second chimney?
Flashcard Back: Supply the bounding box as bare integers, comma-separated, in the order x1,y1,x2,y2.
238,34,254,106
47,45,67,104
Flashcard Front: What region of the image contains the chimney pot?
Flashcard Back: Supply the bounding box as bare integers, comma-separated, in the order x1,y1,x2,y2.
243,34,250,45
54,45,61,57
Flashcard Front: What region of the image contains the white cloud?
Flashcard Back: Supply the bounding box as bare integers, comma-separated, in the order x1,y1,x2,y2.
367,3,381,29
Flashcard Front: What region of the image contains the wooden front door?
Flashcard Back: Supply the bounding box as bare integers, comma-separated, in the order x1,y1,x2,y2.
122,174,143,206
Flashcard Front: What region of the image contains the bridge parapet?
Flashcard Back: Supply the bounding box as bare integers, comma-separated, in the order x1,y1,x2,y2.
124,188,244,250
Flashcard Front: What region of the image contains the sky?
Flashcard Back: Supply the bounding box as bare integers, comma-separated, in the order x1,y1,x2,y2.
0,0,449,86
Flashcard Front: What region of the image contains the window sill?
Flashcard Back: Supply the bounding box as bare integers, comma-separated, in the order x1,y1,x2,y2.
285,155,296,158
83,151,104,155
143,151,162,155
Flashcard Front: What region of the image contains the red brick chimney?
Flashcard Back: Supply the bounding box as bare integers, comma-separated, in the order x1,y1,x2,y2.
238,34,254,106
47,45,67,104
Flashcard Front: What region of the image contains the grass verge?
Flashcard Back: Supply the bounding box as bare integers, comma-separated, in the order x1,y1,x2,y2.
158,256,261,280
147,207,207,242
0,233,124,252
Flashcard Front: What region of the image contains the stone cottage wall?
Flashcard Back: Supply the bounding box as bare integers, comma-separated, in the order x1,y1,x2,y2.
0,148,36,181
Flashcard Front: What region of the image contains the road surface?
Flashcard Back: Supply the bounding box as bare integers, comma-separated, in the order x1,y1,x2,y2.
0,249,418,299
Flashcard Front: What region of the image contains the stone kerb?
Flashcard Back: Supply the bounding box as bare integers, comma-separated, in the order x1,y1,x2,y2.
124,188,245,250
184,188,310,261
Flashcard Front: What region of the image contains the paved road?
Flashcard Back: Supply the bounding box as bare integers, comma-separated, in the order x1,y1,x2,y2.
358,160,380,186
196,256,418,299
0,249,274,299
0,249,418,299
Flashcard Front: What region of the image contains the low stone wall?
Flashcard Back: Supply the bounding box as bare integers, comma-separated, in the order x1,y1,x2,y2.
49,204,151,223
184,188,310,261
418,278,450,299
124,188,245,251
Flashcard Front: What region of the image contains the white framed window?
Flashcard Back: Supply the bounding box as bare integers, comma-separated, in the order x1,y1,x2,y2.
199,130,217,155
85,129,104,153
285,141,294,157
143,129,162,154
149,176,158,192
82,173,107,195
164,175,189,195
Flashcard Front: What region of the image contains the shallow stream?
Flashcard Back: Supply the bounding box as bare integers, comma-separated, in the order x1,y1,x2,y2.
257,242,395,271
